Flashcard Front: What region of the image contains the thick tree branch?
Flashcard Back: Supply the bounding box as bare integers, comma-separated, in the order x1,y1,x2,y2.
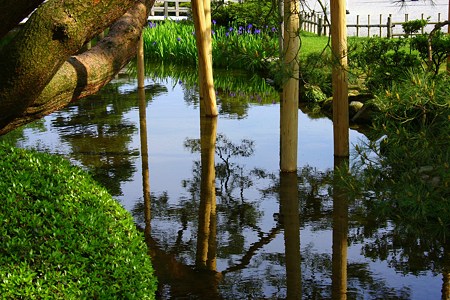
0,0,45,39
0,0,154,135
0,0,137,130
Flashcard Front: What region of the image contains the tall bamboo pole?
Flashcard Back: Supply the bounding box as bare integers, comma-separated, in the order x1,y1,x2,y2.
192,0,218,117
137,31,145,89
280,0,300,173
447,0,449,73
330,0,349,157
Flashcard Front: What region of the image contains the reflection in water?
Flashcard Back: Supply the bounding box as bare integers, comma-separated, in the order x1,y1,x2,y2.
279,172,301,299
4,74,446,299
196,117,218,272
138,86,151,237
332,158,349,300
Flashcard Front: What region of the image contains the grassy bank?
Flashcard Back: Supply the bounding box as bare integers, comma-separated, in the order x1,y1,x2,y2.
143,20,331,75
0,143,157,299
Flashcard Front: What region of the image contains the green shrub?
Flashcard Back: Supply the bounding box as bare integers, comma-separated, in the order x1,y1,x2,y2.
300,51,332,97
350,71,450,228
402,18,428,37
410,30,450,74
349,37,422,91
0,143,157,299
212,0,280,29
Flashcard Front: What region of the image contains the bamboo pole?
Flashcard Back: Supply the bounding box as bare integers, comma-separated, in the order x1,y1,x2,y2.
280,0,300,172
137,32,145,89
331,0,349,157
192,0,218,117
448,1,450,73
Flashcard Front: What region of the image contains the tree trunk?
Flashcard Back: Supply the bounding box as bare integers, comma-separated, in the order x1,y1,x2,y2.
0,0,154,135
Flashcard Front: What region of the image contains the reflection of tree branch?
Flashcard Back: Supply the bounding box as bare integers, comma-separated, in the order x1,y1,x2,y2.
143,234,223,299
222,225,282,274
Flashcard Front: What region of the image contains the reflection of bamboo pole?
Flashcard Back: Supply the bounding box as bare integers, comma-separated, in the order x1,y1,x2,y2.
332,157,349,300
196,117,218,271
331,0,349,157
280,172,301,299
138,84,151,236
443,271,450,299
280,0,299,172
192,0,218,117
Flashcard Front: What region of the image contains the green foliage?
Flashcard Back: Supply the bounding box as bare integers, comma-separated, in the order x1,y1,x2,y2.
348,72,450,229
410,29,450,74
144,20,198,65
402,18,428,37
143,20,278,75
212,0,280,29
349,37,422,91
0,143,157,299
212,22,278,74
300,51,333,97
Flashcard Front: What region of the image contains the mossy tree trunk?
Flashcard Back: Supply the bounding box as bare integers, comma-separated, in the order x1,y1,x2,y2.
0,0,154,135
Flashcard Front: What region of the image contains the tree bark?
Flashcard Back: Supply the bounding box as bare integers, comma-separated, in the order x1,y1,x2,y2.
0,0,139,130
0,0,45,39
0,0,154,135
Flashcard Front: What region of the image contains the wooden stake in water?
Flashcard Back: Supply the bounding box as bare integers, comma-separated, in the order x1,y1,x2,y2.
192,0,218,117
280,0,300,173
331,0,349,157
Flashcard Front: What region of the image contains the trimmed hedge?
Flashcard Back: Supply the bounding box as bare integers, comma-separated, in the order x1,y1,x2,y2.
0,143,157,299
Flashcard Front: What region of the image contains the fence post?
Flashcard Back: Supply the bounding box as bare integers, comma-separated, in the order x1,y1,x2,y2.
176,0,180,17
387,16,392,38
421,13,424,34
367,14,370,37
318,17,323,36
356,15,359,37
379,14,382,37
164,0,169,18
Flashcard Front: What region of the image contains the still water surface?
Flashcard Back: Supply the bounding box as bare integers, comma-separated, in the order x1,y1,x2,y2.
6,72,446,299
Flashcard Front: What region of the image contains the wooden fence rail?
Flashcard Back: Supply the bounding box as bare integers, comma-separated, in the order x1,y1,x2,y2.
147,0,447,38
301,11,447,38
149,0,191,20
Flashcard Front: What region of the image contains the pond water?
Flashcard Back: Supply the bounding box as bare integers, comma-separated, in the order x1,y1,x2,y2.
4,67,447,299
